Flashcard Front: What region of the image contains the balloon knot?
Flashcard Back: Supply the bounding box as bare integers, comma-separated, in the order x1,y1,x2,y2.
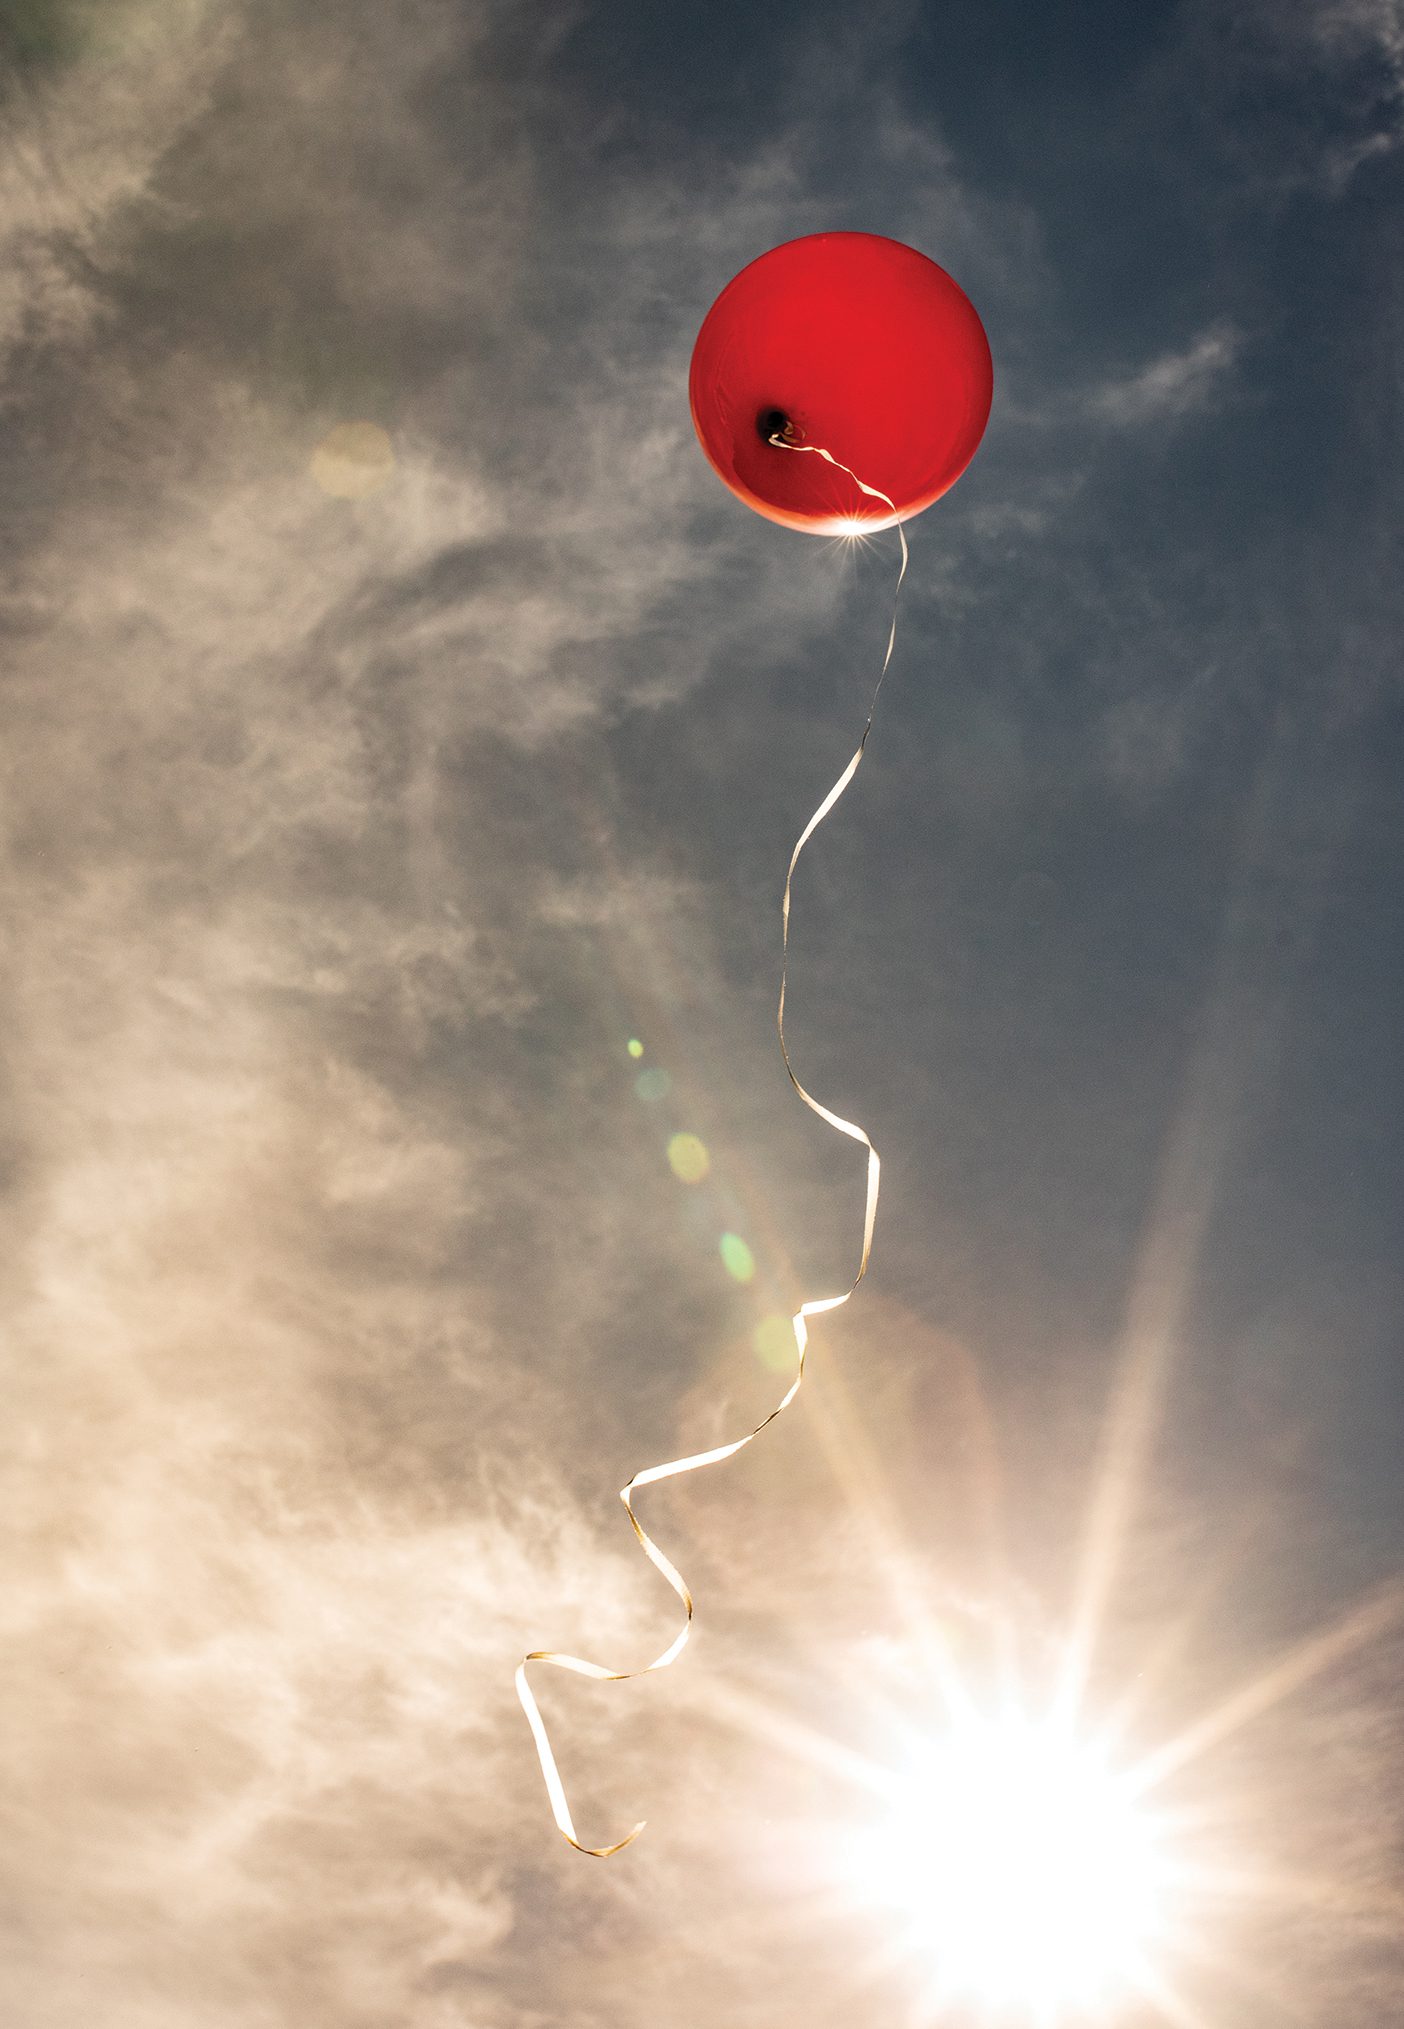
757,408,800,446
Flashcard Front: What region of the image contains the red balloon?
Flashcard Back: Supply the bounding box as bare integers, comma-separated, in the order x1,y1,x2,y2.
689,232,992,535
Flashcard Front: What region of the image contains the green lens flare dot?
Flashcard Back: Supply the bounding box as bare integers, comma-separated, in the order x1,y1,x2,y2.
752,1315,795,1371
667,1133,709,1184
719,1233,756,1283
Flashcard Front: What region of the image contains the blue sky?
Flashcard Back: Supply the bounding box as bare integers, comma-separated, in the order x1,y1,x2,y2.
1,3,1401,2025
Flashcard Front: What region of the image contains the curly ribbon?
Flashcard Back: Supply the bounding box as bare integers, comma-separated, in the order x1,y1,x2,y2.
516,442,909,1855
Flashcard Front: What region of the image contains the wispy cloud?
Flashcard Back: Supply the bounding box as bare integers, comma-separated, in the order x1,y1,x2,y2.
1303,0,1404,184
1089,322,1242,428
0,4,964,2020
1192,0,1404,195
0,0,229,362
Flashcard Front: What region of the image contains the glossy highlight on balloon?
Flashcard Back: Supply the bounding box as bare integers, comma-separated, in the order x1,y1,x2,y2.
689,231,992,534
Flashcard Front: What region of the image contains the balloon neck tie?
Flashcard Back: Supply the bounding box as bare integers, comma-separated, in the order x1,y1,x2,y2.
516,446,908,1856
758,407,802,445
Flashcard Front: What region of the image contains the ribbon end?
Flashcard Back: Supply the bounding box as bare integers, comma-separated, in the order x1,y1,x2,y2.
571,1819,647,1859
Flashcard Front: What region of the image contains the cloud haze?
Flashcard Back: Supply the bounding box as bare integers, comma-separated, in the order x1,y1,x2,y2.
1,2,1401,2026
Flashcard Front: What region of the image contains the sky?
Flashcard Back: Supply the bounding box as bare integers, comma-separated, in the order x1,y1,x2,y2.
1,1,1402,2025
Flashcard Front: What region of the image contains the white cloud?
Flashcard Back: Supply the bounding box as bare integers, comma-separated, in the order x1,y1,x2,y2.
1310,0,1404,183
1225,0,1404,191
0,0,230,360
1090,322,1242,427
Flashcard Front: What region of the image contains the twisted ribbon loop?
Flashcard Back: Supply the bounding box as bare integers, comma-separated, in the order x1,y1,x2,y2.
515,443,908,1854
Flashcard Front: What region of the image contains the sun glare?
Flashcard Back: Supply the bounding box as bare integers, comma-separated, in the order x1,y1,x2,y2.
847,1712,1169,2020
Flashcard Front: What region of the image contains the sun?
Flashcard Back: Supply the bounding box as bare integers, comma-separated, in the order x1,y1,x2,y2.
843,1710,1171,2021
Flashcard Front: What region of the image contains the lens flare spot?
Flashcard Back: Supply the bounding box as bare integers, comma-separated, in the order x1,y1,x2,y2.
752,1314,796,1371
310,420,396,499
719,1232,756,1282
667,1133,709,1184
635,1067,671,1102
626,1038,644,1059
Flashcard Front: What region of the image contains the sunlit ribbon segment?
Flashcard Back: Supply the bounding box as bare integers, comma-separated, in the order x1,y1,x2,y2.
516,442,909,1856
